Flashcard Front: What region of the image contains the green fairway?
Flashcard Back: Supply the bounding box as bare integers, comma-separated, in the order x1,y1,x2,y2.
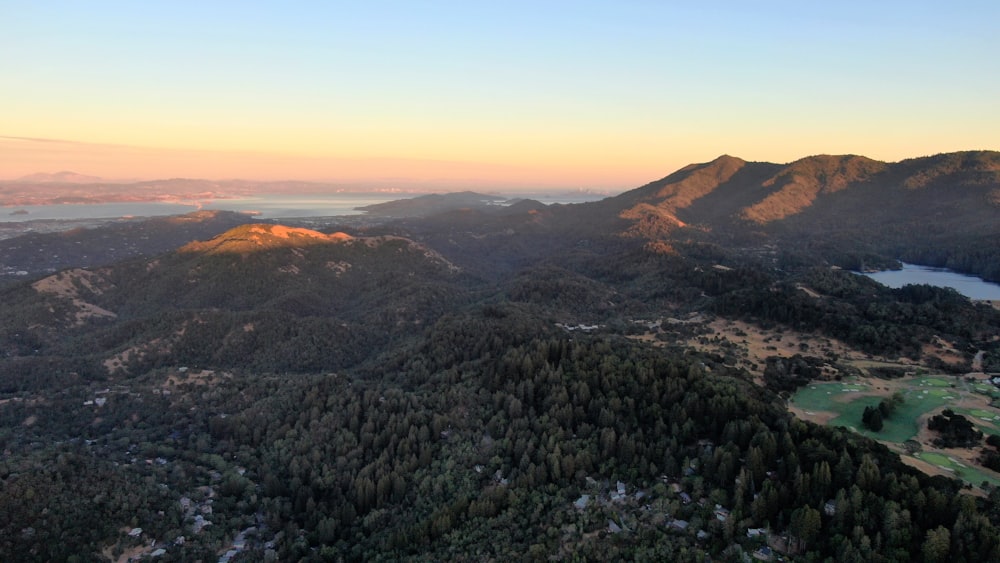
973,384,997,395
911,376,953,388
791,379,952,442
829,395,927,443
964,408,1000,421
917,452,959,467
792,381,870,411
911,452,1000,487
953,408,1000,436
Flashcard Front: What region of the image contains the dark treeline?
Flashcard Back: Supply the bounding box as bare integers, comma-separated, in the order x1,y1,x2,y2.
713,266,999,360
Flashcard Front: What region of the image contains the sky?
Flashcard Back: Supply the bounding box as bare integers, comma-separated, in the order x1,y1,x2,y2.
2,1,998,190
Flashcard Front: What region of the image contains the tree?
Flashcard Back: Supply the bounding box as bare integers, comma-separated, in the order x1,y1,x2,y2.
862,405,884,431
922,525,951,563
904,439,922,454
790,506,822,551
856,455,881,491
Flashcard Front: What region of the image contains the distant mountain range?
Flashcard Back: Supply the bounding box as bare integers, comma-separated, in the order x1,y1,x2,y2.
14,171,108,184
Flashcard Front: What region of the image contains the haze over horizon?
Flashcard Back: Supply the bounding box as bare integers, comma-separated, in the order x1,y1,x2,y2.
3,1,998,190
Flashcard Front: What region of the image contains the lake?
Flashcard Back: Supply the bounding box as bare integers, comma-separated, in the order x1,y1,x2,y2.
862,262,1000,301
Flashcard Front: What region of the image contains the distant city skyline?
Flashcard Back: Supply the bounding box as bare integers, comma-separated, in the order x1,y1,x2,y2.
3,1,998,189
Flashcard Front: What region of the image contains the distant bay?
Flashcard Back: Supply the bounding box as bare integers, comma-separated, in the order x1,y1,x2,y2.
862,262,1000,301
0,194,405,221
3,201,198,221
2,191,608,222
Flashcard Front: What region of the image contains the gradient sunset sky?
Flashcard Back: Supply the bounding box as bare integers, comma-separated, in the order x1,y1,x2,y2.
2,1,998,190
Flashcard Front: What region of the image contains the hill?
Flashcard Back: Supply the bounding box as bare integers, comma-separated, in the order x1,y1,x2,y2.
356,191,515,217
0,224,467,377
0,210,263,281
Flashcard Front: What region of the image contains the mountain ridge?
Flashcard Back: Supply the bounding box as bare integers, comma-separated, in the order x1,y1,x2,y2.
601,150,1000,235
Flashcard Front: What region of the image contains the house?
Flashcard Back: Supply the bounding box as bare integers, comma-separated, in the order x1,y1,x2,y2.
824,500,837,516
679,492,692,504
128,528,142,537
608,520,623,534
193,515,212,533
574,495,590,510
714,505,731,522
753,546,774,560
669,519,689,531
611,480,628,502
151,548,167,557
747,527,768,538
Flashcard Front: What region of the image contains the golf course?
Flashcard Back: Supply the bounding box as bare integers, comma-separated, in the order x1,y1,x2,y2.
790,374,1000,488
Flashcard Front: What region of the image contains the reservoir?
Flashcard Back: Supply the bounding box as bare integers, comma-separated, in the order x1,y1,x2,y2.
862,263,1000,301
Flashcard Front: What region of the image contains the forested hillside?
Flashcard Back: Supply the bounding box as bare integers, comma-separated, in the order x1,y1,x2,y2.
4,308,999,561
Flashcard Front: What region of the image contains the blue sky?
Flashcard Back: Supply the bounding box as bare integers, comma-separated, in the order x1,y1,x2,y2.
2,1,997,187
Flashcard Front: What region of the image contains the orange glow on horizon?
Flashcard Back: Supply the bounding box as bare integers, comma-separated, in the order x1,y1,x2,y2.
0,136,662,190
